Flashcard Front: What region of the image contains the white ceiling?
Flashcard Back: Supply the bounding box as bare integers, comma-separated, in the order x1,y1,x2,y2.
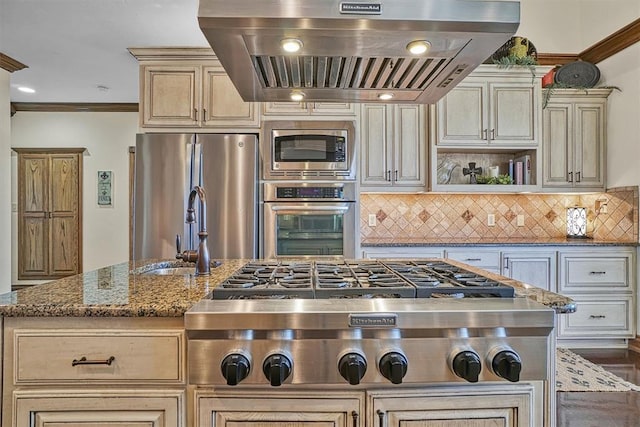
1,0,210,103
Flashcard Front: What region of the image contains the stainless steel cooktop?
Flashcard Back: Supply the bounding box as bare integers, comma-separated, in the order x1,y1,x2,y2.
211,260,515,300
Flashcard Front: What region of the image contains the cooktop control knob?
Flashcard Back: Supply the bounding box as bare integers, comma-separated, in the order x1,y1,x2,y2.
221,353,250,386
452,351,482,383
492,350,522,382
262,354,292,387
379,352,408,384
339,352,367,385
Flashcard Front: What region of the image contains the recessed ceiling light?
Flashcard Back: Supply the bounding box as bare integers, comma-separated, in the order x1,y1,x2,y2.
406,40,431,55
281,38,303,53
378,93,394,101
290,91,305,101
17,86,35,94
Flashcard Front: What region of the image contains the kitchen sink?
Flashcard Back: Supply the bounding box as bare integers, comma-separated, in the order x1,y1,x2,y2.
132,261,221,276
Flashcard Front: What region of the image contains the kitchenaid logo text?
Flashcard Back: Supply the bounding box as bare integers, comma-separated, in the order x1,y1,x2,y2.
339,2,382,14
349,314,397,327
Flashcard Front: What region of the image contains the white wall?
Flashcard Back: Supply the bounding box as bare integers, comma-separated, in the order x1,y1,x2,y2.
0,70,11,294
10,112,138,285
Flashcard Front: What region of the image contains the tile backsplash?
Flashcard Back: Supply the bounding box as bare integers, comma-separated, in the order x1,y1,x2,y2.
360,186,638,242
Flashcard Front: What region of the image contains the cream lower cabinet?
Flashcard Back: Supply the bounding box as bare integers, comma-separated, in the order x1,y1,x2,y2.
360,103,427,191
196,390,365,427
556,247,635,346
369,385,538,427
2,317,186,427
501,250,557,291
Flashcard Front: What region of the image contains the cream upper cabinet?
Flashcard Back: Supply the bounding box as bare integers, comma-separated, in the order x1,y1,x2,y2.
435,66,545,148
360,103,427,191
131,48,260,129
262,101,356,117
542,89,611,191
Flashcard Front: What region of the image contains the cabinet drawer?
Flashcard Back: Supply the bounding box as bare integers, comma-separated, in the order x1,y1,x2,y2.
559,252,633,292
14,330,184,384
445,250,501,271
558,296,633,338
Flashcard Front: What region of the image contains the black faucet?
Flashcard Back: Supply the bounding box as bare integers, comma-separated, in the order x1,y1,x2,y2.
176,186,210,276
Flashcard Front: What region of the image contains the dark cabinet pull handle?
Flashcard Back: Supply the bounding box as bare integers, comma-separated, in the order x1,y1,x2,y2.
72,356,115,367
589,271,606,275
568,171,573,183
351,411,359,427
576,171,581,182
465,258,481,262
589,315,606,319
483,129,488,140
394,170,398,181
194,108,198,119
377,410,385,427
203,108,207,122
386,170,391,181
503,257,509,270
490,128,495,139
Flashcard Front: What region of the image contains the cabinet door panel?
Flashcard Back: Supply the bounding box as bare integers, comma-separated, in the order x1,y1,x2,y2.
502,251,556,291
574,103,604,188
22,156,48,213
360,104,392,186
394,104,426,186
19,217,48,277
34,410,162,427
491,84,536,144
542,104,572,187
203,67,259,127
143,66,199,126
48,216,78,276
437,84,486,145
50,155,78,214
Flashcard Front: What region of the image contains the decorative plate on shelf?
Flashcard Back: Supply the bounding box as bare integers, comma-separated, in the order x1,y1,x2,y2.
554,61,601,87
484,36,538,63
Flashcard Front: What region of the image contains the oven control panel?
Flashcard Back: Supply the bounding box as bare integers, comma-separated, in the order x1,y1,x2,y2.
276,186,344,199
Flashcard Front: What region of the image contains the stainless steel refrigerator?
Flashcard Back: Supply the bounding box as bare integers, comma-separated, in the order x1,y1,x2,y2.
133,133,258,260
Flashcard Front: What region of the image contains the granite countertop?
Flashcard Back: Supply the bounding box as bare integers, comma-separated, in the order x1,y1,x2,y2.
0,258,575,317
361,237,639,247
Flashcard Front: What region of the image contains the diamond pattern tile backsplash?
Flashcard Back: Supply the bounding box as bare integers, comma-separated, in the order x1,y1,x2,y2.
360,187,638,242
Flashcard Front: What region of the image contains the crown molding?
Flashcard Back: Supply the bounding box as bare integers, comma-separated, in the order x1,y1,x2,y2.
0,53,28,73
537,53,580,66
579,17,640,64
11,103,139,113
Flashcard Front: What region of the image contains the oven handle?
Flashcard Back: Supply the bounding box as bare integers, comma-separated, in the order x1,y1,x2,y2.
269,205,351,212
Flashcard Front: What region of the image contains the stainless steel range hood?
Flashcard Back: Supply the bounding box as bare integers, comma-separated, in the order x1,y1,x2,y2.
198,0,520,104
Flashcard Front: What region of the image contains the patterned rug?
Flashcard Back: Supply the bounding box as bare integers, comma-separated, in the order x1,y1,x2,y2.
556,348,640,392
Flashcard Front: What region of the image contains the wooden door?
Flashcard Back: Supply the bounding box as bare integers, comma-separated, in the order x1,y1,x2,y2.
49,154,80,276
18,154,49,278
393,104,426,187
16,149,83,280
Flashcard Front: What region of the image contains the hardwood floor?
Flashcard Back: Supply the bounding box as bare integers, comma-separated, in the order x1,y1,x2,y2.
557,349,640,427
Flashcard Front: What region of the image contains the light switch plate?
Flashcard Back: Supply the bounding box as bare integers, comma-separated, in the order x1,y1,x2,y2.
517,214,525,227
368,214,377,227
487,213,495,227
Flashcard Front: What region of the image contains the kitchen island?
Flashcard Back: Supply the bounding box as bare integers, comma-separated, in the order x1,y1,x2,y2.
0,259,572,427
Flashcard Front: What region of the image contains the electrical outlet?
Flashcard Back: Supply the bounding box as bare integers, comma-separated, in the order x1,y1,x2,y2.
12,203,17,212
368,214,377,227
517,214,525,227
487,213,495,227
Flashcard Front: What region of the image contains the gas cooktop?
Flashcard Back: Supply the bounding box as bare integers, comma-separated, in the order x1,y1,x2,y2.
211,260,515,300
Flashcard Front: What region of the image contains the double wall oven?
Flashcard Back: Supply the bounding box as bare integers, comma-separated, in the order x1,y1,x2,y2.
261,121,358,258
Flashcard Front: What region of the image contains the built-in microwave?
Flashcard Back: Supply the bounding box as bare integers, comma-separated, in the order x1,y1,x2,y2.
262,120,356,180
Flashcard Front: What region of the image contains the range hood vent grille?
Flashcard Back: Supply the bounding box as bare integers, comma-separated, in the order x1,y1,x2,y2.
251,55,453,91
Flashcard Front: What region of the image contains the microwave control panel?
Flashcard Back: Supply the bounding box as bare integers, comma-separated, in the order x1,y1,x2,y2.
276,186,344,199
